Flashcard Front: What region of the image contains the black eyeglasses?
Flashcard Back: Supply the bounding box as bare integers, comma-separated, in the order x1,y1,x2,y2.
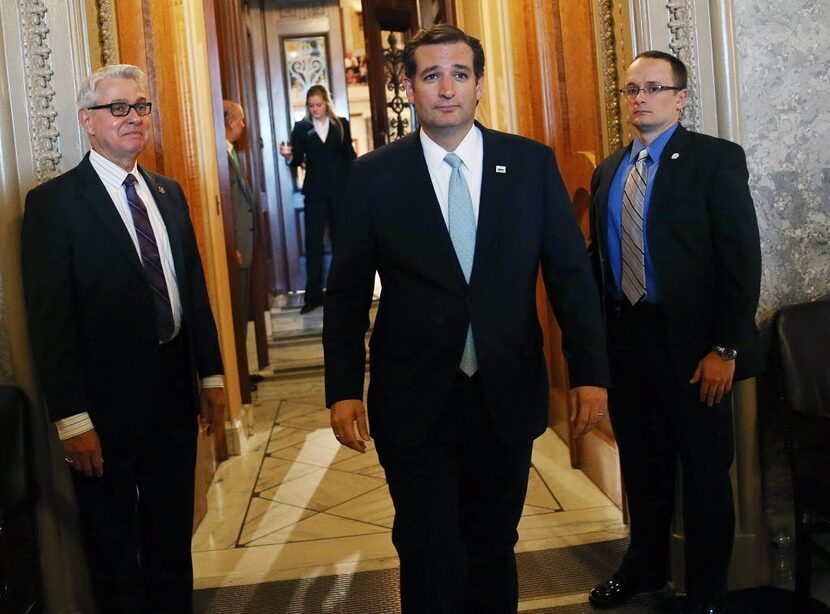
86,101,153,117
619,85,683,100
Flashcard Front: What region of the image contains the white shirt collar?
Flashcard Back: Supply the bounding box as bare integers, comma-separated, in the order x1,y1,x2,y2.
419,124,481,172
226,139,234,154
89,148,139,190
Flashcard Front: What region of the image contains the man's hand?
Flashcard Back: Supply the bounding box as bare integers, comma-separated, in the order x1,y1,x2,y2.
200,387,226,436
330,399,370,453
569,385,608,437
690,351,735,407
64,429,104,477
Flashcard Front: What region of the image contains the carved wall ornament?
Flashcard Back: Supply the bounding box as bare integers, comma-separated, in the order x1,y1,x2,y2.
382,31,412,142
666,0,702,132
96,0,119,66
19,0,63,182
277,3,329,19
597,0,623,151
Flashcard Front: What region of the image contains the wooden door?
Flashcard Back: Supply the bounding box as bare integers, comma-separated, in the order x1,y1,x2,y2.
509,0,622,507
263,1,349,296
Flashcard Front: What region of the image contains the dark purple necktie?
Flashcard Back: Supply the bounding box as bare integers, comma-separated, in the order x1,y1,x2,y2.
124,173,175,342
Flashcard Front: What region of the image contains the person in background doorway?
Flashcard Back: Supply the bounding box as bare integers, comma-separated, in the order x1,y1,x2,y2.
587,51,761,614
22,64,225,613
223,100,261,389
323,24,609,613
280,84,356,314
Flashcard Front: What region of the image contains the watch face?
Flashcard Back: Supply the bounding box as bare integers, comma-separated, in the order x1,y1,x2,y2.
714,346,737,360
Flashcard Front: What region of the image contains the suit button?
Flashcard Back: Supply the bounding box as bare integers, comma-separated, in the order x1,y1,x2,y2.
466,298,474,306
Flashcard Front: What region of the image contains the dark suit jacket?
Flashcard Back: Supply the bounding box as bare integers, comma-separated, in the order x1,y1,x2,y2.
228,149,256,268
589,124,761,382
22,154,223,445
323,125,610,449
289,117,357,197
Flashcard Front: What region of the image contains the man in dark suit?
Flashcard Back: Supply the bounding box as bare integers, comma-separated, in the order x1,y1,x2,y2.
22,64,225,614
224,100,257,370
323,25,609,614
587,51,761,614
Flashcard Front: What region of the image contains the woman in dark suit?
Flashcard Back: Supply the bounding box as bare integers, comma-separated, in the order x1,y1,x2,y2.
280,85,357,314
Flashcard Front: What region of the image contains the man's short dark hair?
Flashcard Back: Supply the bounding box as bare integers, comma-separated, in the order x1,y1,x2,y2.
402,24,485,80
632,50,688,89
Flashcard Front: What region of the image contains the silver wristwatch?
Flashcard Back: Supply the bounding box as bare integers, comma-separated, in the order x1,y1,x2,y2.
712,345,738,361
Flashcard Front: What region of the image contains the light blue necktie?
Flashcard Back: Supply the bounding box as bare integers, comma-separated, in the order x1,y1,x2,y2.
444,153,478,376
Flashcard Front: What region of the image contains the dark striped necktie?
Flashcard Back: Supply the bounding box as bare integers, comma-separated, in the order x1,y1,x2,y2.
123,173,176,342
621,148,649,305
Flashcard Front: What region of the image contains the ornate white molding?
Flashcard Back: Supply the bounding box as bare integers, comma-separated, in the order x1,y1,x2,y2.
19,0,62,182
666,0,702,132
96,0,119,66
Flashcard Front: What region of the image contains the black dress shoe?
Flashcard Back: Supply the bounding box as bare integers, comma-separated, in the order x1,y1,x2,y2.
249,374,265,384
648,595,718,614
589,573,666,609
299,301,321,314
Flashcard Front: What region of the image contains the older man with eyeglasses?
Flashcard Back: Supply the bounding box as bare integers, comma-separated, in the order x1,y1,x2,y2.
22,64,225,614
586,51,761,614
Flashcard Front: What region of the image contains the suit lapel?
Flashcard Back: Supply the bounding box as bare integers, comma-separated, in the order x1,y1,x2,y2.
140,167,187,297
471,125,510,284
76,155,145,276
648,124,690,224
595,147,629,247
229,150,254,202
399,132,468,288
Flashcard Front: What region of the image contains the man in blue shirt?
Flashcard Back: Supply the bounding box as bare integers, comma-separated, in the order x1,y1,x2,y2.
587,51,761,614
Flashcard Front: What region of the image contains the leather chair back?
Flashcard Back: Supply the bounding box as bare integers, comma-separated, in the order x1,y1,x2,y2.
775,300,830,419
773,299,830,601
0,386,34,510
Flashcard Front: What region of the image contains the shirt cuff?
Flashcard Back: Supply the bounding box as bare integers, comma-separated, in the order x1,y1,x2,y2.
55,413,95,440
201,375,224,388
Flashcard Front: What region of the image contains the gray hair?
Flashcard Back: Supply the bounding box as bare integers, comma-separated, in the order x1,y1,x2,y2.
77,64,148,109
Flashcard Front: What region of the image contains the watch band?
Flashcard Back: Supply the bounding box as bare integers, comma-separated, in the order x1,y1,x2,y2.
712,345,738,361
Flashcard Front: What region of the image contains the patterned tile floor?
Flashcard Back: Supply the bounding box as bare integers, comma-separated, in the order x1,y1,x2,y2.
192,303,627,607
192,302,830,610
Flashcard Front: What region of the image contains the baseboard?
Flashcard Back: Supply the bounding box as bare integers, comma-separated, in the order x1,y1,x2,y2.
225,403,253,456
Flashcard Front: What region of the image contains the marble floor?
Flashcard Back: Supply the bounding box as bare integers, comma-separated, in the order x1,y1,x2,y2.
192,303,627,609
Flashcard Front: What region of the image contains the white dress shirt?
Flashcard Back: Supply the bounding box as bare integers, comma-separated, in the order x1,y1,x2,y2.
313,116,330,143
56,150,223,441
419,125,484,225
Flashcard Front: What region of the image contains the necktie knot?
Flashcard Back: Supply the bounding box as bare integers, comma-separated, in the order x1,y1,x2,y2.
124,173,138,188
444,152,464,170
636,148,649,166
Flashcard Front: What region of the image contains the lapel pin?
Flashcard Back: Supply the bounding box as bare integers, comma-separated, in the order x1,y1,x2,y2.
158,185,166,194
671,153,680,160
495,165,506,174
